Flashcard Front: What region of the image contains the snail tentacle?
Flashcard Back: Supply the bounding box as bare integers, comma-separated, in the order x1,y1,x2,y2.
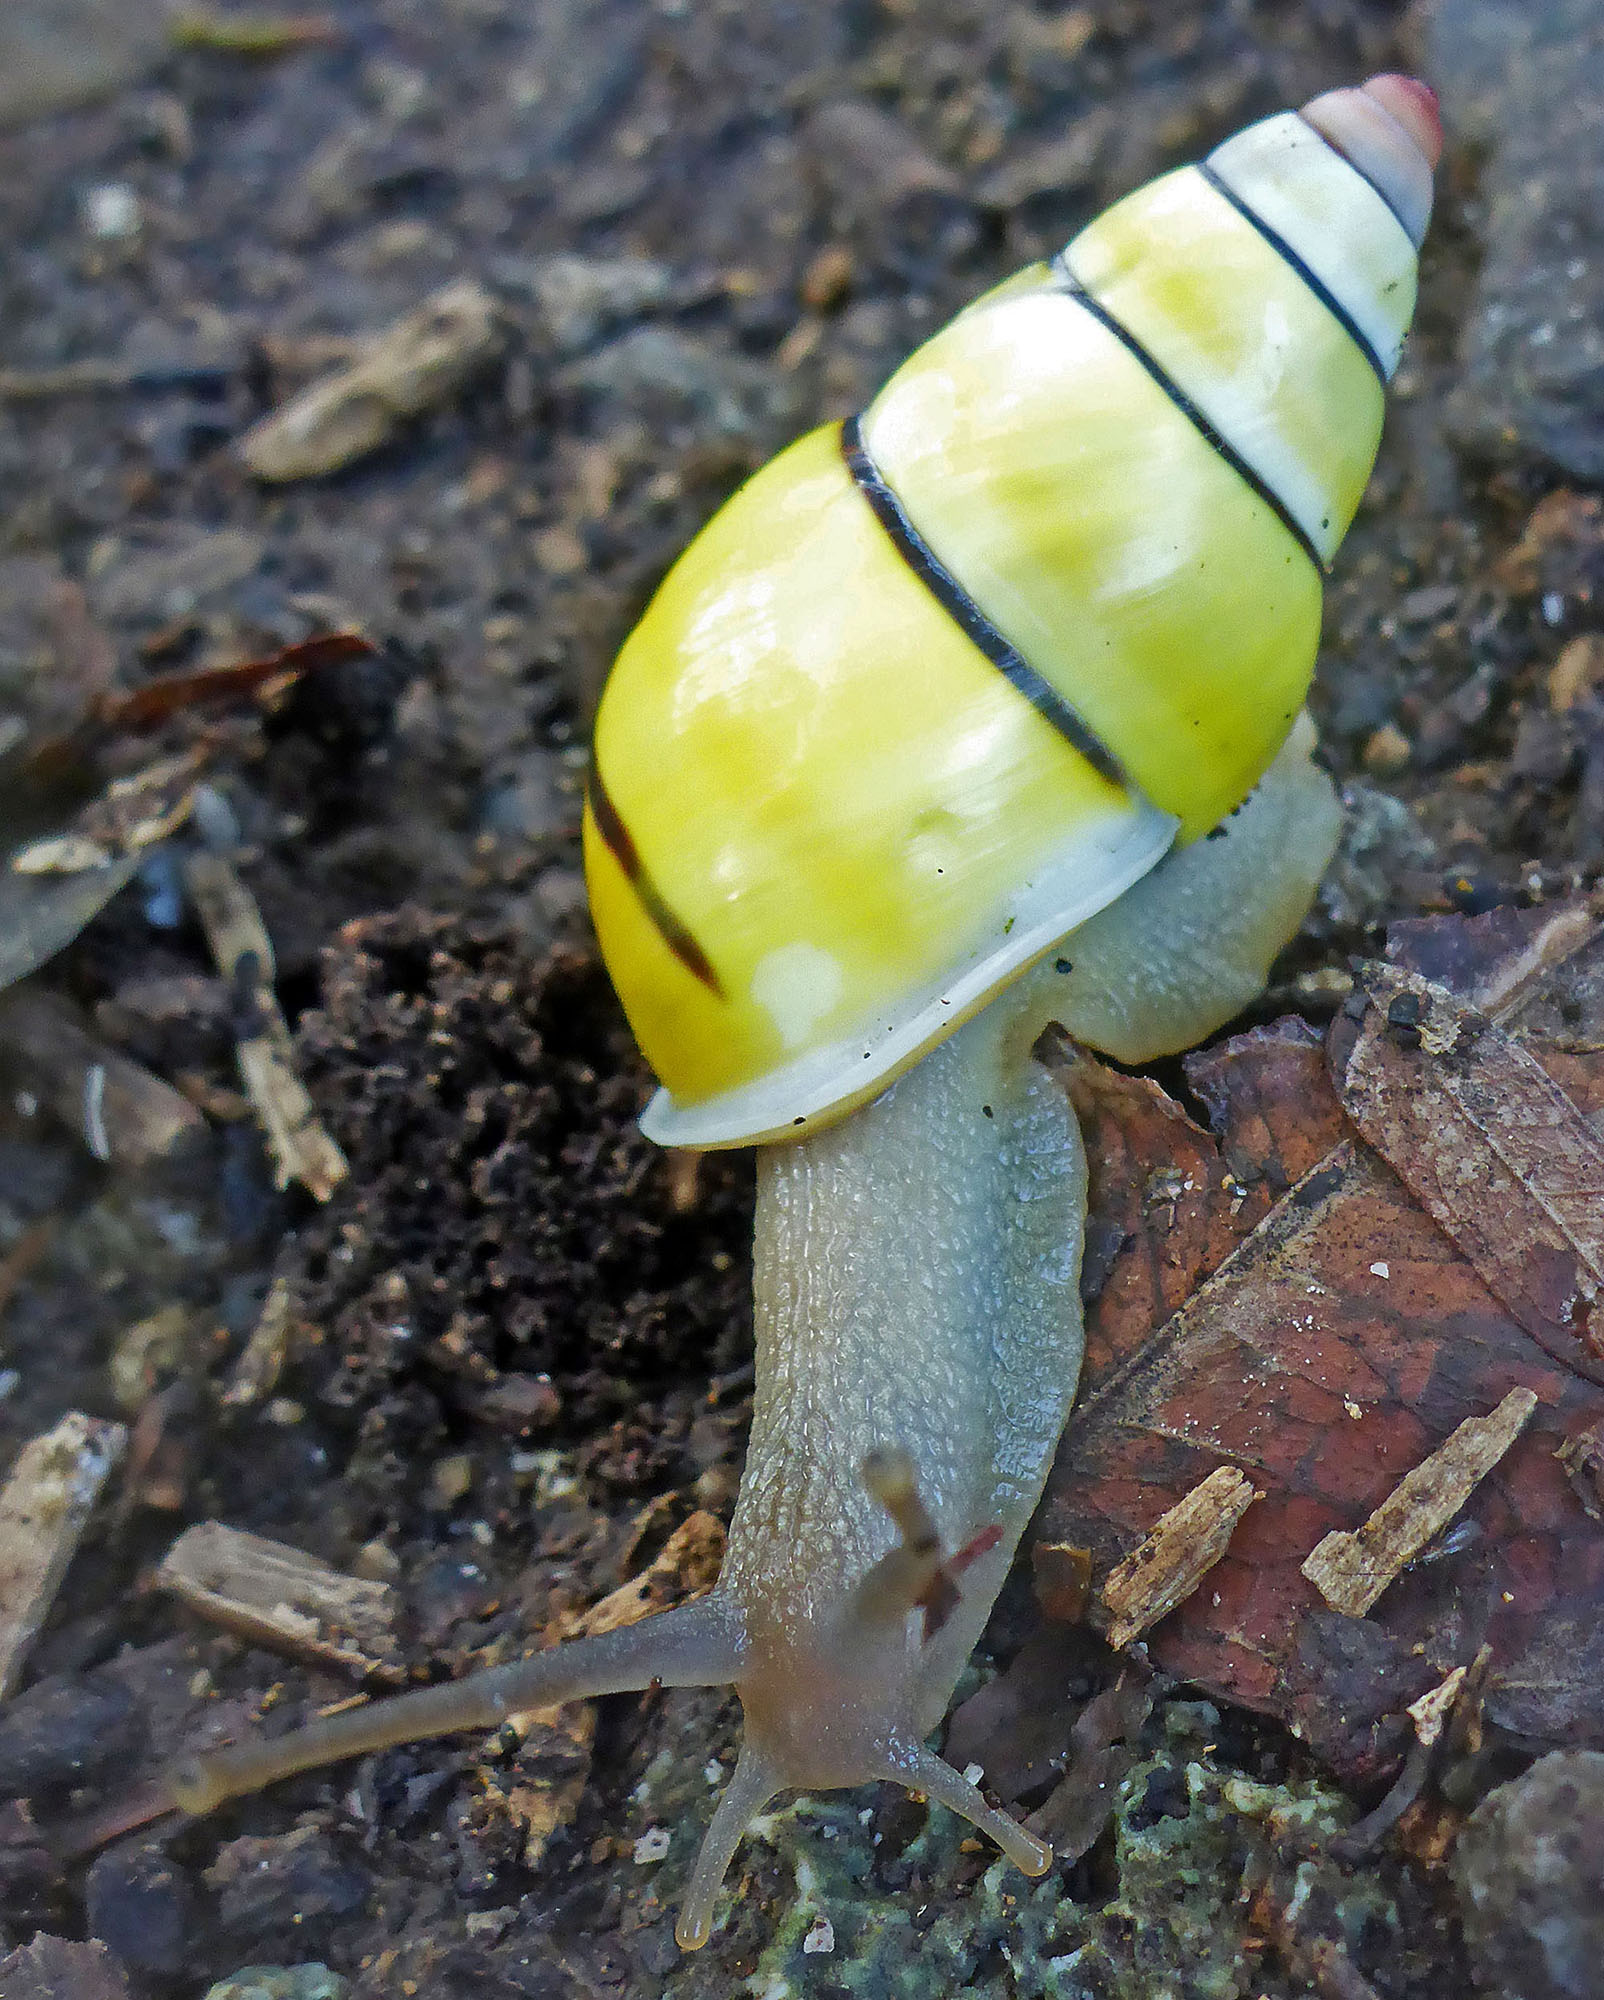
167,1594,745,1817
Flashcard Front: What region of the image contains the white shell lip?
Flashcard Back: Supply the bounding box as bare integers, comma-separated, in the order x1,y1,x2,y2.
641,799,1178,1151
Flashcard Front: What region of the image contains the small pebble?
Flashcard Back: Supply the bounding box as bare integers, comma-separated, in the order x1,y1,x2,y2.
800,244,853,311
1361,722,1412,776
83,183,140,238
633,1825,672,1864
802,1913,835,1955
430,1453,474,1506
85,1845,191,1975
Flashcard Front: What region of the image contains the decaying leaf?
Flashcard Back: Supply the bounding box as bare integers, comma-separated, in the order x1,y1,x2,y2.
1039,899,1604,1781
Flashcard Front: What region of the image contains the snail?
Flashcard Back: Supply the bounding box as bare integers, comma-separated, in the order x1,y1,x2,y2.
165,75,1440,1950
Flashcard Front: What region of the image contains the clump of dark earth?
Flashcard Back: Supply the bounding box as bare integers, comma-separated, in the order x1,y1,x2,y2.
277,915,753,1521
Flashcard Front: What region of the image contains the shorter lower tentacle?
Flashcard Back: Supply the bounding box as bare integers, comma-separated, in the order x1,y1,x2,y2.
676,1745,781,1950
886,1739,1052,1878
167,1593,745,1816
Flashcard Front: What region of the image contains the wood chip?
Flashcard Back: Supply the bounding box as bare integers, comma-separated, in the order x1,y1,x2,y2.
1407,1663,1467,1749
184,850,347,1199
221,1274,297,1408
572,1510,727,1641
1302,1389,1539,1617
0,991,206,1165
157,1520,402,1680
1098,1464,1259,1651
239,279,499,481
0,1412,127,1698
10,834,113,875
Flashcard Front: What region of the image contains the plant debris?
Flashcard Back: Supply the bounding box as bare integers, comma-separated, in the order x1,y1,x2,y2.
183,850,348,1200
0,1412,127,1698
2,0,1601,1989
238,281,500,482
1099,1463,1259,1650
1302,1389,1538,1618
1041,902,1604,1781
157,1522,403,1682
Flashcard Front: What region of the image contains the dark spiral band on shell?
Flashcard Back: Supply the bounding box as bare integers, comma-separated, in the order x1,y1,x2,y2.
1050,258,1326,574
840,415,1130,789
1196,161,1389,387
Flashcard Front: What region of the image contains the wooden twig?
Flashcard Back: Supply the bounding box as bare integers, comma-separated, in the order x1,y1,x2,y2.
1302,1389,1537,1617
0,1413,127,1698
1099,1464,1259,1650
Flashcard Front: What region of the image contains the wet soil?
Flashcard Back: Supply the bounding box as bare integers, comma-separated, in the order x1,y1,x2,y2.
0,0,1598,1994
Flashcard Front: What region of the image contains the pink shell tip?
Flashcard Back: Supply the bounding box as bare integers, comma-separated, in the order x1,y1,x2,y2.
1362,73,1443,170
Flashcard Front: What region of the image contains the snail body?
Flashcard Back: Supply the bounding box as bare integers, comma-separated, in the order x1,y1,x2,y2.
167,78,1439,1951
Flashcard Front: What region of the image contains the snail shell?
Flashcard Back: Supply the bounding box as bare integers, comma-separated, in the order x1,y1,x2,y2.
585,77,1435,1150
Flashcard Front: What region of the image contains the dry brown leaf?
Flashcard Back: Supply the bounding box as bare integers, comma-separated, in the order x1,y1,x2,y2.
1039,901,1604,1780
1337,962,1604,1385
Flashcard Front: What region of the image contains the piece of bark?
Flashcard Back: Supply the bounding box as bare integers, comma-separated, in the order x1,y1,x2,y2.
1302,1391,1539,1616
1337,963,1604,1385
0,1413,128,1698
571,1510,726,1640
184,850,348,1199
157,1521,402,1680
239,279,499,481
1099,1464,1259,1649
0,990,206,1165
1407,1663,1468,1750
220,1274,297,1408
